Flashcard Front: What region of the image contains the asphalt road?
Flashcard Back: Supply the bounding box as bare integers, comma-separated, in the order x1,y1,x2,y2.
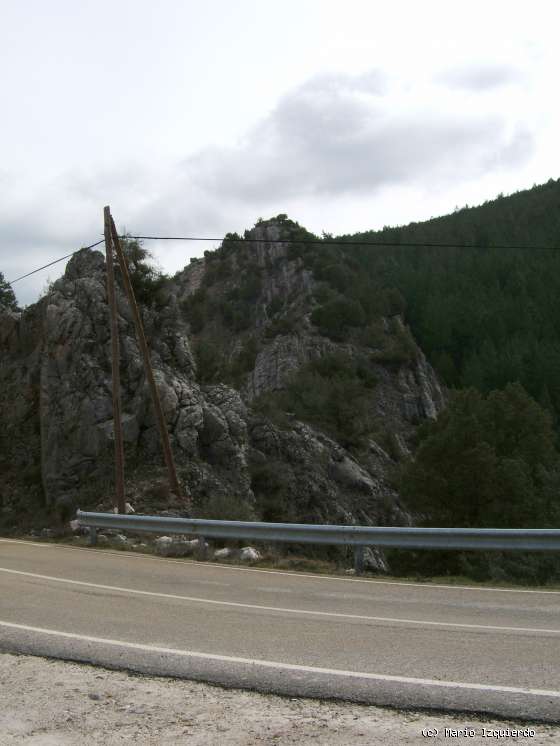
1,538,560,722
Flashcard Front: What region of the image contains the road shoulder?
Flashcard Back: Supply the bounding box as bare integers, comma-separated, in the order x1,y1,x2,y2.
1,653,559,745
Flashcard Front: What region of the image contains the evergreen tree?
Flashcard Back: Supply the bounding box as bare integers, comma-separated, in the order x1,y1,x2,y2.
0,271,19,311
297,178,560,428
117,236,167,307
400,383,560,529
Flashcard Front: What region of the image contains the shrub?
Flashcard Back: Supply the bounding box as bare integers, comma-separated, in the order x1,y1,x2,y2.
223,336,260,386
258,353,378,449
193,340,223,383
197,493,256,521
202,258,230,287
311,296,366,339
118,236,168,308
250,461,294,522
312,283,336,305
220,300,251,331
181,288,218,333
266,296,283,317
264,315,297,339
369,319,418,365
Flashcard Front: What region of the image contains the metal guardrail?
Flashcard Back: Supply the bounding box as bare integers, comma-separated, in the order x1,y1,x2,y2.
76,510,560,573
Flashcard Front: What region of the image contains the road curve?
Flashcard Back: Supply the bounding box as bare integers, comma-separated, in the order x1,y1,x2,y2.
1,538,560,722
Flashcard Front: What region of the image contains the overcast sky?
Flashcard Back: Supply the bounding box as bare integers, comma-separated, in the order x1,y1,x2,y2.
2,0,559,306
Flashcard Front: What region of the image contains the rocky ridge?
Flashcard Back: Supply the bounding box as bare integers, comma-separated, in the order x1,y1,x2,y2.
0,218,445,549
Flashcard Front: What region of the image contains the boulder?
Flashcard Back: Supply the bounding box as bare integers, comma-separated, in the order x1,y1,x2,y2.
213,547,232,560
154,536,207,557
363,547,389,573
154,535,173,548
111,534,128,546
240,546,261,562
327,455,377,494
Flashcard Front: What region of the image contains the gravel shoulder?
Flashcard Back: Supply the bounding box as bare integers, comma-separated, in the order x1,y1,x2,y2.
1,653,559,745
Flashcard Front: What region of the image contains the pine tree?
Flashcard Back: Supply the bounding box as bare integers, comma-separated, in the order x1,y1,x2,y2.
400,383,560,529
0,271,19,311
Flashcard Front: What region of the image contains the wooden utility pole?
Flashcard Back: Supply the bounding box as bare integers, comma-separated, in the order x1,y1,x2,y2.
103,206,126,514
107,210,187,507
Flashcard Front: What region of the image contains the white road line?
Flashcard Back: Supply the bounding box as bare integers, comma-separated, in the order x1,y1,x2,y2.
1,567,559,635
1,619,559,699
2,537,560,596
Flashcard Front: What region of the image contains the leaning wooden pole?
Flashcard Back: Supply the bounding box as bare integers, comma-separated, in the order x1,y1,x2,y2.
107,211,187,508
103,206,126,514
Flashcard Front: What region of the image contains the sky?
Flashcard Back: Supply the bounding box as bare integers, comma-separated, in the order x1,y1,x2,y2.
2,0,559,306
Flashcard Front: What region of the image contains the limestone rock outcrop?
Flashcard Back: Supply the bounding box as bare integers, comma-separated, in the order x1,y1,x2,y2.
0,218,445,538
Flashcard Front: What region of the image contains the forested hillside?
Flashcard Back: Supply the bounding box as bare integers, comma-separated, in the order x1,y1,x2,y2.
234,180,560,581
329,178,560,426
322,177,560,581
247,181,560,428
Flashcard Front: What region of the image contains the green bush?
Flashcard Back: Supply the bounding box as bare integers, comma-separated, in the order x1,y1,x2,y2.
220,300,251,331
250,460,294,522
187,303,206,333
181,287,219,334
251,392,292,429
311,296,366,339
312,283,337,305
258,353,378,449
202,257,230,287
264,315,297,338
223,336,260,386
266,296,283,317
193,340,223,383
400,383,560,529
369,320,418,365
119,237,168,308
196,493,256,521
385,548,560,585
314,263,354,293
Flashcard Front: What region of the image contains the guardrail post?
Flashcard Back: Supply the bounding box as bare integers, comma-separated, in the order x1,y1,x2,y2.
354,545,365,575
196,536,207,561
89,527,97,546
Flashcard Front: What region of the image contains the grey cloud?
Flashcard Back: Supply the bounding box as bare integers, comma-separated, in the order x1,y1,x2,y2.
437,64,525,91
482,127,535,170
186,71,534,202
0,68,536,307
0,185,106,306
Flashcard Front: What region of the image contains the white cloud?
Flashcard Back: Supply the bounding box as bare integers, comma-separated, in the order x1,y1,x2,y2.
183,71,534,202
437,63,526,91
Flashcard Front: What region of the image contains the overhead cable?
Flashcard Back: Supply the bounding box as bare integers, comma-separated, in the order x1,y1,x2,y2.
7,239,106,285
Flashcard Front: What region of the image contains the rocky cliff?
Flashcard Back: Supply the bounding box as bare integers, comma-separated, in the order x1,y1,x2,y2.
0,218,445,540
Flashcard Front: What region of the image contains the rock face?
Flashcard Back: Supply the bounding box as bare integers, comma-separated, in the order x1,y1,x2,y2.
0,218,445,539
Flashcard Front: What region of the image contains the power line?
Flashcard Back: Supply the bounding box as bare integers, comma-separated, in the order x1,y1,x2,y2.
6,232,560,289
121,234,560,251
7,239,105,285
